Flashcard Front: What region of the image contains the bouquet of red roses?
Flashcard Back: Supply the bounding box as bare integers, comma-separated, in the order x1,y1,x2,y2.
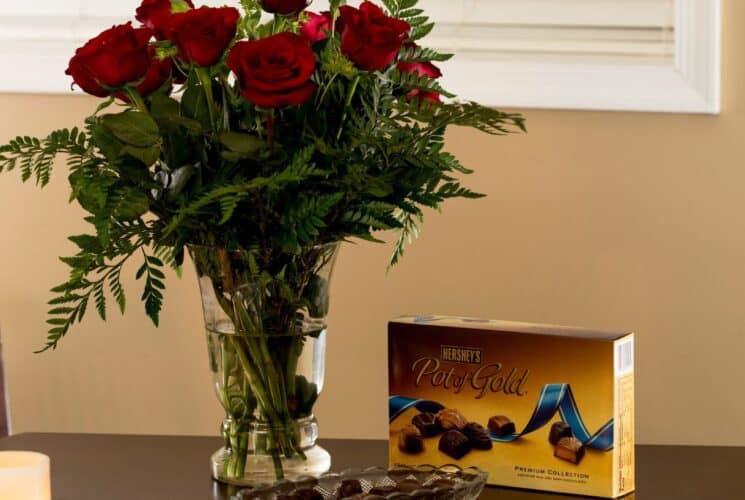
0,0,524,350
0,0,524,483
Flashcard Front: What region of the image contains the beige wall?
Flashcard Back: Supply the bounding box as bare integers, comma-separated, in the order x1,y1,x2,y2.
1,0,745,446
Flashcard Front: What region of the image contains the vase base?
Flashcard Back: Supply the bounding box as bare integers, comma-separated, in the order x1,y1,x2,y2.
211,444,332,486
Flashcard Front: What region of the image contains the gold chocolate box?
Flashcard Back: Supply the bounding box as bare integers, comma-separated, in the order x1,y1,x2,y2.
388,316,635,498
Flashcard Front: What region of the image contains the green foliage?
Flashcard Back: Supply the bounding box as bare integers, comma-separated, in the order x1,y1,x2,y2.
238,1,263,36
393,99,527,136
0,128,88,186
0,0,525,349
136,252,165,327
382,0,434,40
101,111,160,147
389,68,456,98
320,42,360,80
279,193,344,252
381,0,419,17
397,44,453,63
39,218,157,351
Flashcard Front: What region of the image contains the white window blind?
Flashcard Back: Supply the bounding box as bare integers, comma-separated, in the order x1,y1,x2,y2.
0,1,719,113
425,0,675,61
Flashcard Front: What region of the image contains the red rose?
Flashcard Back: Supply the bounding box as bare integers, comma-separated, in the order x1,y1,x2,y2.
66,58,108,97
397,59,443,102
300,11,332,43
137,48,173,97
167,6,240,67
259,0,310,15
338,1,410,71
228,33,316,108
118,46,173,101
136,0,194,40
66,23,153,96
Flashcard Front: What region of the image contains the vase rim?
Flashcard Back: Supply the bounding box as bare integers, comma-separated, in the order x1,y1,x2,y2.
186,241,341,254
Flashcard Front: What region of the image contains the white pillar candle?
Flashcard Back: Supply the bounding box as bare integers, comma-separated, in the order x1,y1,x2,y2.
0,451,51,500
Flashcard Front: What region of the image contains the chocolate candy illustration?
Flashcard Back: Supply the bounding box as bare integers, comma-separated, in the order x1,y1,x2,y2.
438,429,472,459
487,415,516,437
412,411,441,437
462,422,493,450
436,408,468,431
398,424,424,454
549,421,573,445
554,437,585,464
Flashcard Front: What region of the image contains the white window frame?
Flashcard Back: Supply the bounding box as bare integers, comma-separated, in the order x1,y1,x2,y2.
432,0,720,114
0,0,720,114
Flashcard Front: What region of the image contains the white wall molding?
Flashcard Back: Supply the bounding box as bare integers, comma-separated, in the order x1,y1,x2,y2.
0,0,721,114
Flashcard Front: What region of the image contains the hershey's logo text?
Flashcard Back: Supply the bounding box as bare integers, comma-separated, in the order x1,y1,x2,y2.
412,357,530,399
440,345,482,364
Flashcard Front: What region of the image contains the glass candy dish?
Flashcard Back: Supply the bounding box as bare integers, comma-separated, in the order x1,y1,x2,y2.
231,464,488,500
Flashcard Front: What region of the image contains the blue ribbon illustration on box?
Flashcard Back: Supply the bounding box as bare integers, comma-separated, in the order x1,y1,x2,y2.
390,383,614,451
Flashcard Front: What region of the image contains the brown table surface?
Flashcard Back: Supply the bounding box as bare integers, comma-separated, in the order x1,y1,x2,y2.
1,433,743,499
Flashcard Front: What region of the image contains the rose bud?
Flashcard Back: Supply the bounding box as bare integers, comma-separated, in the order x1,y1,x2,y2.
397,58,443,103
117,46,173,101
167,6,240,67
228,33,317,108
136,0,194,40
66,22,153,96
259,0,311,16
338,1,410,71
300,11,332,43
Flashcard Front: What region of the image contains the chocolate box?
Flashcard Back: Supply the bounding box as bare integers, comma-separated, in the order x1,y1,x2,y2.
388,316,635,498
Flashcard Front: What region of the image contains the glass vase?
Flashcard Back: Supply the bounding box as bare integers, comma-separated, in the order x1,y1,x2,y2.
189,243,340,486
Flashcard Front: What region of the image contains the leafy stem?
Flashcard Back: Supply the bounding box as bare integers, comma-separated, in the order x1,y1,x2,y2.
136,249,166,326
195,66,218,131
42,239,147,352
125,88,148,113
336,74,361,141
314,73,339,109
